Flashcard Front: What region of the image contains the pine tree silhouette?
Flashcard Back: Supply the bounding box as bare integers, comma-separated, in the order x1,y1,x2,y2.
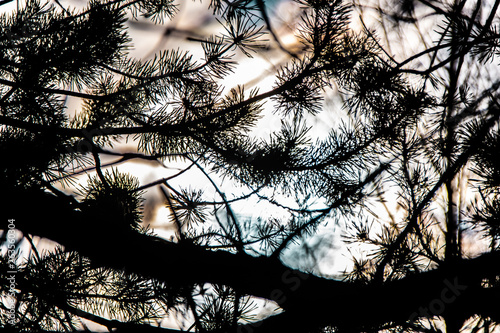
1,0,500,332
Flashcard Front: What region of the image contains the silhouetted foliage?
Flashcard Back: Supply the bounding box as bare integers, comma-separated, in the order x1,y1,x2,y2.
1,0,500,332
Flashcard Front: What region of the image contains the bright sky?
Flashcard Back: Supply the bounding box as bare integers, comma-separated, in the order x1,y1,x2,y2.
3,0,499,332
0,0,353,274
0,0,378,330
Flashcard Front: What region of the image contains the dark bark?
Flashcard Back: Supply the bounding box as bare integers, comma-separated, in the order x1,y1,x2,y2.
3,188,500,332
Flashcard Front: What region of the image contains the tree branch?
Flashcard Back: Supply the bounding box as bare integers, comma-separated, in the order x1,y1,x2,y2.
4,187,500,332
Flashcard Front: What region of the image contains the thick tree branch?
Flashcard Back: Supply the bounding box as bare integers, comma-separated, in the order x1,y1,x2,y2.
3,188,500,332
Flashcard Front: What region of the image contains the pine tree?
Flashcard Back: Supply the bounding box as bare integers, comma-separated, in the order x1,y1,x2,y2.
1,0,500,332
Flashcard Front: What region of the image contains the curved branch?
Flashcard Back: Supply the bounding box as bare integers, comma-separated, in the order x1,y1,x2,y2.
3,188,500,332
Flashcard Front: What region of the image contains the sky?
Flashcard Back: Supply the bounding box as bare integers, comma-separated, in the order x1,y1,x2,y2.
0,0,362,279
0,0,426,329
3,0,500,331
